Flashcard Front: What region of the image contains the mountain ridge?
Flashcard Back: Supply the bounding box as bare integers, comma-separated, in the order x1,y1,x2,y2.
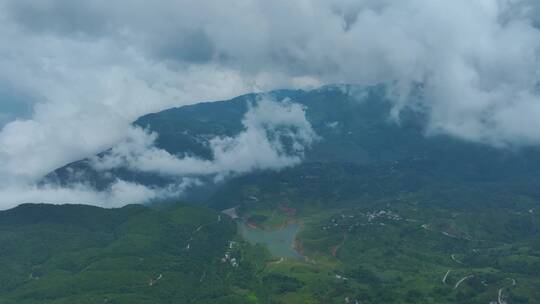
45,84,540,207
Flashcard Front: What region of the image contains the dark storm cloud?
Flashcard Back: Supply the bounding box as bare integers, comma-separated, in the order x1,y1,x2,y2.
156,29,216,64
5,0,110,36
0,84,36,127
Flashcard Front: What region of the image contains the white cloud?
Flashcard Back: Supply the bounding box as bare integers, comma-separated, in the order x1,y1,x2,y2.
0,39,251,184
0,98,315,209
0,178,199,210
91,98,318,180
0,0,540,207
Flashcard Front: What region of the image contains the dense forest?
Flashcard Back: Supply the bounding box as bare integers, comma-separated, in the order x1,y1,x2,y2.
2,86,540,303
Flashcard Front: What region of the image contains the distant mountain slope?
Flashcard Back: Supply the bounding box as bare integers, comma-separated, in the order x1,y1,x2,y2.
46,84,540,205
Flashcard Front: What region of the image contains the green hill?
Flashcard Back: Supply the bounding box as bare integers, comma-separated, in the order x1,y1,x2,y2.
0,203,271,304
8,85,540,303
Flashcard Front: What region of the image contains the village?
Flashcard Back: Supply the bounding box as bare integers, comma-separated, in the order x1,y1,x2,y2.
321,209,403,233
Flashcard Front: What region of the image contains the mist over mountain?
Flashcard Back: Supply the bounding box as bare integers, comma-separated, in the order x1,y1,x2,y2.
2,86,540,303
44,84,540,207
2,1,540,207
2,1,540,303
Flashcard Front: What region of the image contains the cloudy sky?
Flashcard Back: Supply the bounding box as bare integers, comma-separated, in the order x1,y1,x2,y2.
0,0,539,208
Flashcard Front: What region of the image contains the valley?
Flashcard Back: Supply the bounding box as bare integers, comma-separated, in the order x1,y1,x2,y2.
2,85,540,303
220,188,540,304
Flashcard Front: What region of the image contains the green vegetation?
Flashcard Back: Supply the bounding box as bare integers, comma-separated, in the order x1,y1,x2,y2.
3,186,538,303
196,156,540,303
17,85,540,302
0,179,540,304
205,173,540,303
0,203,269,304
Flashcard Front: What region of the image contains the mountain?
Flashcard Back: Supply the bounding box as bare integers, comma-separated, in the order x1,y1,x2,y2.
2,85,540,303
47,84,540,203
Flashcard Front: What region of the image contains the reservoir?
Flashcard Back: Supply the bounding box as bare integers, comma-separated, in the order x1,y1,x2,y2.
237,221,302,259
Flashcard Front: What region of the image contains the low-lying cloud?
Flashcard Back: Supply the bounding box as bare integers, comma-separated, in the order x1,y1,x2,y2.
0,98,316,209
91,98,317,180
0,178,200,210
